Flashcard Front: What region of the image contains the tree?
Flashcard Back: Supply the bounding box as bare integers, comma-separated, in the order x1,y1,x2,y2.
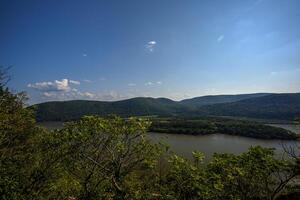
0,68,58,199
205,146,299,200
56,116,164,199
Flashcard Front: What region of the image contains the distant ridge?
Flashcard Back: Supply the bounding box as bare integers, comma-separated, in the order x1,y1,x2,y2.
198,93,300,120
30,93,300,121
180,93,271,107
31,97,190,121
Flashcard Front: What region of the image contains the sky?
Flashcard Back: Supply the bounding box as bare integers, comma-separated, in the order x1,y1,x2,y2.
1,0,300,104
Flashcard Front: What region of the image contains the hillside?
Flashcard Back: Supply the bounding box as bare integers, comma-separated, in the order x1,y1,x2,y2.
180,93,271,107
199,93,300,120
30,93,300,121
31,97,191,121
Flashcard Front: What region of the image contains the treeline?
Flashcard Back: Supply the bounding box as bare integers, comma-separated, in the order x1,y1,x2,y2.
1,71,300,199
150,117,298,140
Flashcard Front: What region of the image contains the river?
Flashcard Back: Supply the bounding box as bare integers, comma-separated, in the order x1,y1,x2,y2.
39,122,300,161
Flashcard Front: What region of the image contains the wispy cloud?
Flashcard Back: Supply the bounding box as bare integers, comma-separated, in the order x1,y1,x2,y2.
217,35,224,42
83,79,92,83
27,79,80,92
145,81,162,86
40,90,127,102
82,53,87,57
270,68,300,77
145,81,153,86
145,40,157,52
69,80,80,85
270,71,278,76
28,78,131,102
128,83,136,87
41,91,95,99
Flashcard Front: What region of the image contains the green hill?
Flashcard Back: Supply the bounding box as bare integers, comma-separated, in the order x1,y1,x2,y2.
31,97,191,121
180,93,271,107
30,93,300,121
199,93,300,120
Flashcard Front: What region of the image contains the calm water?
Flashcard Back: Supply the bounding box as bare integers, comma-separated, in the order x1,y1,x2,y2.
148,132,299,161
39,122,300,161
268,124,300,135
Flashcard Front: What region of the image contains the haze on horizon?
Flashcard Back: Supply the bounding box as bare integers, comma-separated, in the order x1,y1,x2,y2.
1,0,300,104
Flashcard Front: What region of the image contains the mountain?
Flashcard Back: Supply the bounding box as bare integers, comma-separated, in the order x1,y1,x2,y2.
31,97,191,121
199,93,300,120
180,93,271,107
30,93,300,121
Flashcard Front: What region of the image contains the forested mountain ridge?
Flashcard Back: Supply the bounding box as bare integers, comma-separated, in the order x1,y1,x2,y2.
31,97,192,121
199,93,300,120
31,93,300,121
180,93,271,107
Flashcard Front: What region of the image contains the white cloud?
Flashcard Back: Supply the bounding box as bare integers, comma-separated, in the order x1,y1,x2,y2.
40,89,127,102
145,40,157,52
217,35,224,42
80,92,95,98
145,81,162,86
83,53,87,57
270,68,300,77
145,81,153,86
69,80,80,85
42,92,54,97
128,83,136,87
270,71,278,76
168,93,190,101
148,41,156,45
41,90,90,99
28,79,72,92
83,79,92,83
29,79,131,102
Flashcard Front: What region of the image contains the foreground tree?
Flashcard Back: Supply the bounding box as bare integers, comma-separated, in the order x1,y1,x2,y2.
0,68,36,199
0,68,63,199
163,146,300,200
55,116,164,199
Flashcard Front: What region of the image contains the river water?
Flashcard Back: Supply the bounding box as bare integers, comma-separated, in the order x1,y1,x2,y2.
39,122,300,161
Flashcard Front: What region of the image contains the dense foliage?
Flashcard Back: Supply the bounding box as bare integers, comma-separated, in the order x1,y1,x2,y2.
1,71,300,199
150,117,298,140
31,93,300,122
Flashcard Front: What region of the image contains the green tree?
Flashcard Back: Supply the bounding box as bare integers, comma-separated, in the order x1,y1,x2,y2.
0,68,60,199
56,116,164,199
164,152,206,200
0,68,35,199
205,146,299,200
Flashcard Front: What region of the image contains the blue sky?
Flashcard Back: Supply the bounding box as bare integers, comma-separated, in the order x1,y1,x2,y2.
1,0,300,104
